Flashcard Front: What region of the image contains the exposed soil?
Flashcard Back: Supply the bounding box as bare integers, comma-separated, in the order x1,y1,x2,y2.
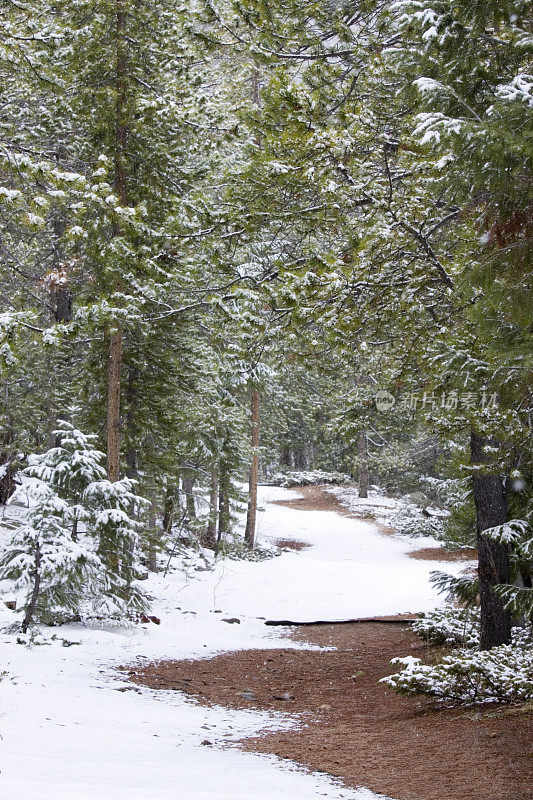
125,622,532,800
123,485,529,800
409,546,478,562
274,538,311,551
274,485,477,564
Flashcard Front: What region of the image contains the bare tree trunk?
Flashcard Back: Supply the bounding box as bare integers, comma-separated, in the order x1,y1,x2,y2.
162,486,175,535
244,389,260,548
203,469,219,549
470,431,512,649
216,467,230,555
182,473,197,522
0,424,17,505
22,545,42,633
106,328,123,482
280,443,291,467
358,429,369,499
148,493,157,572
293,446,306,470
50,283,73,324
106,1,128,482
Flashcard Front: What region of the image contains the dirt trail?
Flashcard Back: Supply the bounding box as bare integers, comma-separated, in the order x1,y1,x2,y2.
123,486,530,800
126,623,531,800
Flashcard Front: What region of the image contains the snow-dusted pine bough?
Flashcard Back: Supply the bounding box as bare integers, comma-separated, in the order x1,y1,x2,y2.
383,516,533,705
268,470,351,487
382,607,533,705
381,641,533,704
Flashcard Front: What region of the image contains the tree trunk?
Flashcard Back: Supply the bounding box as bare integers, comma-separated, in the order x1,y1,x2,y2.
124,363,139,480
162,486,175,535
22,545,42,633
51,283,73,324
358,429,369,499
50,164,72,326
216,467,230,555
293,445,305,470
105,1,128,483
71,516,78,542
0,423,17,505
470,431,512,649
106,328,123,482
244,389,260,548
182,473,197,521
0,415,20,504
280,443,291,467
148,493,157,572
0,457,16,506
203,469,219,549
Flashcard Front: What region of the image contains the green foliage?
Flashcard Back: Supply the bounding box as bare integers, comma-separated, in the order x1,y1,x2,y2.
382,642,533,704
0,483,102,627
412,607,481,648
430,570,479,607
385,607,533,704
0,426,149,626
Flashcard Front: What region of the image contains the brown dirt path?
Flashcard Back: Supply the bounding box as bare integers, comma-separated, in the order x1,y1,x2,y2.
122,485,530,800
125,622,531,800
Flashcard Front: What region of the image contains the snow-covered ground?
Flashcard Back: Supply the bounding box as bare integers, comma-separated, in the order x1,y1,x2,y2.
0,485,473,800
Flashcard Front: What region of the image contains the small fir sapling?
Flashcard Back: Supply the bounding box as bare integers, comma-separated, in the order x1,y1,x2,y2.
29,421,148,614
0,425,149,628
0,483,102,630
384,606,533,704
84,478,148,615
381,643,533,704
26,421,107,541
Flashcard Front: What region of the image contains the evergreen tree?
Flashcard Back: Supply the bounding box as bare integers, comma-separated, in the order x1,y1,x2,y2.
1,483,102,631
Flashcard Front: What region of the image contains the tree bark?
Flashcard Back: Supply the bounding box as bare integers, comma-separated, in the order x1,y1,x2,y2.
182,473,197,522
0,425,17,505
148,493,157,572
106,328,123,482
244,388,260,548
162,486,175,535
280,443,291,468
358,429,369,499
105,1,128,482
470,430,512,649
203,469,219,549
216,466,230,555
294,445,306,470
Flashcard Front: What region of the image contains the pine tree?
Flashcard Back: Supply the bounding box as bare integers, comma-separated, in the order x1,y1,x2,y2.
0,424,148,627
1,483,102,631
84,477,147,614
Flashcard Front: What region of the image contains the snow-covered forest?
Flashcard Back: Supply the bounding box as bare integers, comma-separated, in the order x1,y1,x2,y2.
0,2,531,798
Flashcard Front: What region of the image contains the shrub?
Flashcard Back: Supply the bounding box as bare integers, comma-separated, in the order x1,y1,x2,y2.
381,645,533,704
412,607,481,647
269,469,351,487
384,607,533,705
387,503,445,538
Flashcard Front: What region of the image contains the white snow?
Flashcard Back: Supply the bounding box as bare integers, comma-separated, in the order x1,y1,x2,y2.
173,486,468,622
0,485,472,799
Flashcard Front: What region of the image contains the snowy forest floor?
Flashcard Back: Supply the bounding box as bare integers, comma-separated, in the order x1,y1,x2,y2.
123,487,531,800
126,622,531,800
1,484,530,799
